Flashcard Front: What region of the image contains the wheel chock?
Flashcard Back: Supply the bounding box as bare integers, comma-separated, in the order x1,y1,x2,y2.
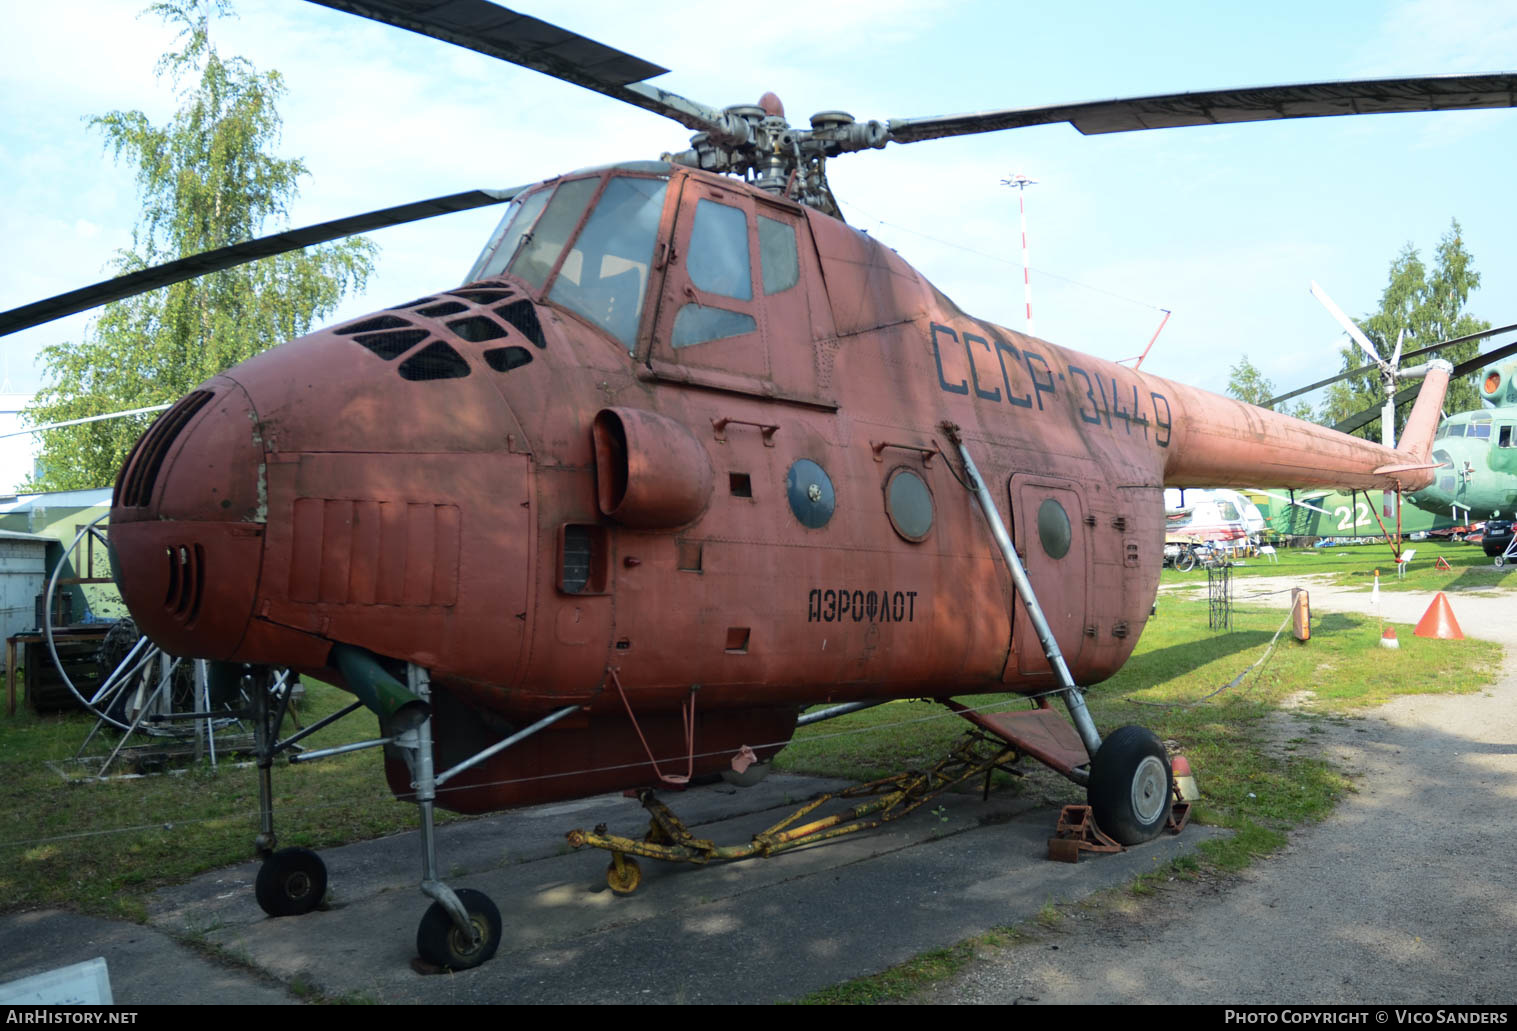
1166,799,1191,835
1047,804,1124,863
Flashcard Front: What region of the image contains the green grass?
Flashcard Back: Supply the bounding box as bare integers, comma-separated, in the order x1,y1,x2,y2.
799,935,1013,1005
783,598,1503,1004
1162,539,1517,593
0,679,461,920
0,593,1502,988
779,601,1499,817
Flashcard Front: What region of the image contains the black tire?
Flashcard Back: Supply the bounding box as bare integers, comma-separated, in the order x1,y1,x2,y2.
416,889,501,971
1495,555,1506,568
1087,725,1172,845
255,847,327,917
1174,550,1196,573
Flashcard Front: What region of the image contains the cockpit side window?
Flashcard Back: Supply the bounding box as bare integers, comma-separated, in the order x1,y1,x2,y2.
509,178,600,290
548,176,669,351
469,187,553,283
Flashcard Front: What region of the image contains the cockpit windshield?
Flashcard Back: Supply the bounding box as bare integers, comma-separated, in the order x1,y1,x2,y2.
465,172,669,352
547,176,667,351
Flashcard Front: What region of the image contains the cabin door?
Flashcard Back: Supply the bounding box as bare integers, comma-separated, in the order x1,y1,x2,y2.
644,179,829,406
648,177,769,380
1005,477,1090,679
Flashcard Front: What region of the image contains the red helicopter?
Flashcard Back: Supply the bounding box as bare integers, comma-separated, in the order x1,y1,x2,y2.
3,0,1509,971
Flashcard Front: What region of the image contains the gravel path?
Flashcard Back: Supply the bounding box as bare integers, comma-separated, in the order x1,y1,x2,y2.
918,576,1517,1005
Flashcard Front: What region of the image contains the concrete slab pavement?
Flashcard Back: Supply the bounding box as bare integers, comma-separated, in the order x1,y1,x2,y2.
1,767,1227,1004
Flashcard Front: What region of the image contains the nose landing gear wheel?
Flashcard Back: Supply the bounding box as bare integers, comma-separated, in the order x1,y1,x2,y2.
255,847,328,917
1087,725,1173,845
415,889,501,971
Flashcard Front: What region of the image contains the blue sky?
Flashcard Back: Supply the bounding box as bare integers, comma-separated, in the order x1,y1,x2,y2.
2,0,1514,402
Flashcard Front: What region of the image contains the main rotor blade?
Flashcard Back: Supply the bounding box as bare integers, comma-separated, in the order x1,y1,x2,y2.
0,404,172,440
0,187,523,338
1332,337,1517,435
1266,322,1517,407
883,73,1517,145
307,0,738,139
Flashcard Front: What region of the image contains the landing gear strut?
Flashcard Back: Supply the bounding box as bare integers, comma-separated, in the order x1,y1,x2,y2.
250,665,330,917
245,658,507,971
947,424,1178,846
398,664,501,971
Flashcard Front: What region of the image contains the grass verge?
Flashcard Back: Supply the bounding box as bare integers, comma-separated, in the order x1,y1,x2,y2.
0,679,463,920
0,593,1501,992
781,597,1502,1004
1162,539,1517,593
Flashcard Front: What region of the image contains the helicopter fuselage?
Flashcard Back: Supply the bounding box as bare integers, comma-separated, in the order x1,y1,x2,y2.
1404,361,1517,520
106,161,1442,812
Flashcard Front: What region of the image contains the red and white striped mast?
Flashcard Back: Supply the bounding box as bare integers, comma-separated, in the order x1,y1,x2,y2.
1002,172,1037,337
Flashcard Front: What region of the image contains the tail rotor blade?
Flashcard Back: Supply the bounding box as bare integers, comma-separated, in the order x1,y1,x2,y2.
1311,280,1388,373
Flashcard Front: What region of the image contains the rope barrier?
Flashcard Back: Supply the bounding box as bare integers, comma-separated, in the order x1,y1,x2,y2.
1125,607,1295,709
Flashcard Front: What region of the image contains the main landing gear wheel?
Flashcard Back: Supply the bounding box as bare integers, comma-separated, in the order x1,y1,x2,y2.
255,847,328,917
1174,549,1197,573
1087,725,1173,845
415,889,502,971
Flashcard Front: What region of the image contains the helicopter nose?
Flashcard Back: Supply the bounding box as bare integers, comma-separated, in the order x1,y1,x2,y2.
109,378,266,660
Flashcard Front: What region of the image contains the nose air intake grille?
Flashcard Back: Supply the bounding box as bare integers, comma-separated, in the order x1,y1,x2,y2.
116,391,215,509
163,543,206,625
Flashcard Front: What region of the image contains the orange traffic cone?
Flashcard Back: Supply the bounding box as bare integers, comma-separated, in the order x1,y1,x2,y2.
1380,626,1400,649
1414,593,1465,640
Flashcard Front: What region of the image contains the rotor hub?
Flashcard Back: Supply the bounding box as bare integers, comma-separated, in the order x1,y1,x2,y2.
665,95,888,216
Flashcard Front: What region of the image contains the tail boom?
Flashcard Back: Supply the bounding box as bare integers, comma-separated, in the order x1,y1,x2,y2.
1151,361,1450,493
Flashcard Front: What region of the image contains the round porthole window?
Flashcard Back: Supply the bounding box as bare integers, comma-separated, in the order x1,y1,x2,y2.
786,459,835,528
885,468,934,542
1037,498,1071,559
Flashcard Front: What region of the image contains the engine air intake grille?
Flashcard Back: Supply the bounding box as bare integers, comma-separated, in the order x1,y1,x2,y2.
164,543,205,625
116,391,214,509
